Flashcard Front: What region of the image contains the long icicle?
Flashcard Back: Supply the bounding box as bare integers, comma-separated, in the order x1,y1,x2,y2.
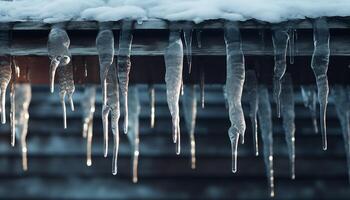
332,86,350,182
127,86,141,183
81,86,96,166
117,20,134,134
288,27,296,64
244,70,259,156
0,60,11,124
280,73,296,179
164,26,183,155
149,84,155,128
200,70,205,108
224,21,246,173
10,65,16,146
182,85,197,169
301,86,319,134
104,61,120,174
47,24,71,93
57,63,75,129
272,26,289,118
311,17,330,150
15,84,31,171
258,86,274,197
96,22,114,156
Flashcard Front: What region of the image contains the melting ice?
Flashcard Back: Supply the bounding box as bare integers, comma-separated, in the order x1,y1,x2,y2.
0,60,11,124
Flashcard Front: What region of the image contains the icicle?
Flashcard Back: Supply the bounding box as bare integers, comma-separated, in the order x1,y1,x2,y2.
117,20,134,134
280,74,295,179
81,86,96,166
149,84,155,128
127,86,140,183
103,62,120,174
289,28,296,64
200,70,205,108
301,86,318,134
57,63,75,129
182,85,197,169
272,26,289,118
96,23,115,107
244,70,259,156
183,25,193,73
258,86,274,197
47,24,71,93
311,17,330,150
196,30,202,48
15,84,31,171
84,61,88,77
224,21,246,173
10,81,15,146
332,86,350,182
164,27,183,155
0,60,11,124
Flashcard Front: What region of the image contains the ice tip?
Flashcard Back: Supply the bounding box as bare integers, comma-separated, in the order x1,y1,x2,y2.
86,160,92,167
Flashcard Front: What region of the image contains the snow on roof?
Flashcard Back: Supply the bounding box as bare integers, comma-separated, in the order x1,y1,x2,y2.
0,0,349,23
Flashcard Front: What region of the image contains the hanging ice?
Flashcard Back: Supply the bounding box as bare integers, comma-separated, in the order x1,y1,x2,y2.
272,26,289,118
183,25,193,73
10,59,20,147
57,63,75,129
0,60,11,124
258,86,274,197
244,70,259,156
280,73,295,179
149,84,155,128
102,62,120,175
311,17,330,150
81,86,96,166
288,27,296,64
127,86,140,183
14,84,31,171
164,27,183,155
96,23,114,107
117,20,134,134
200,70,205,108
332,86,350,182
196,30,202,48
224,21,246,173
182,85,197,169
301,86,318,134
47,24,71,93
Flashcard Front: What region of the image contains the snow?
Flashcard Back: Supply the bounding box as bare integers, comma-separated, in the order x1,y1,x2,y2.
0,0,349,23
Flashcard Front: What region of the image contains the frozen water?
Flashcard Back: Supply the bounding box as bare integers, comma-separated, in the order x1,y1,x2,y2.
272,25,289,118
127,86,140,183
200,70,205,108
164,28,183,155
183,25,193,73
0,60,11,124
117,20,133,134
311,17,330,150
149,84,155,128
224,21,246,173
182,85,197,169
301,86,318,134
258,86,274,197
281,73,295,179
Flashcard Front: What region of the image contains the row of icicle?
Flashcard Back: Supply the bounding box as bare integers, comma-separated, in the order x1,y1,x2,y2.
0,17,339,197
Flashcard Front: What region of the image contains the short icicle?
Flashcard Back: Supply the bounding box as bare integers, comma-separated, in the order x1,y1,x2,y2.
15,84,31,171
57,63,75,129
149,84,155,128
332,86,350,182
224,21,246,173
117,20,134,134
200,70,205,108
81,86,96,166
0,60,11,124
244,70,259,156
47,23,71,93
311,17,330,150
127,86,141,183
96,22,115,156
301,86,318,134
183,23,193,73
280,73,296,179
258,86,275,197
182,85,197,169
164,26,183,155
272,25,289,118
288,27,296,64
